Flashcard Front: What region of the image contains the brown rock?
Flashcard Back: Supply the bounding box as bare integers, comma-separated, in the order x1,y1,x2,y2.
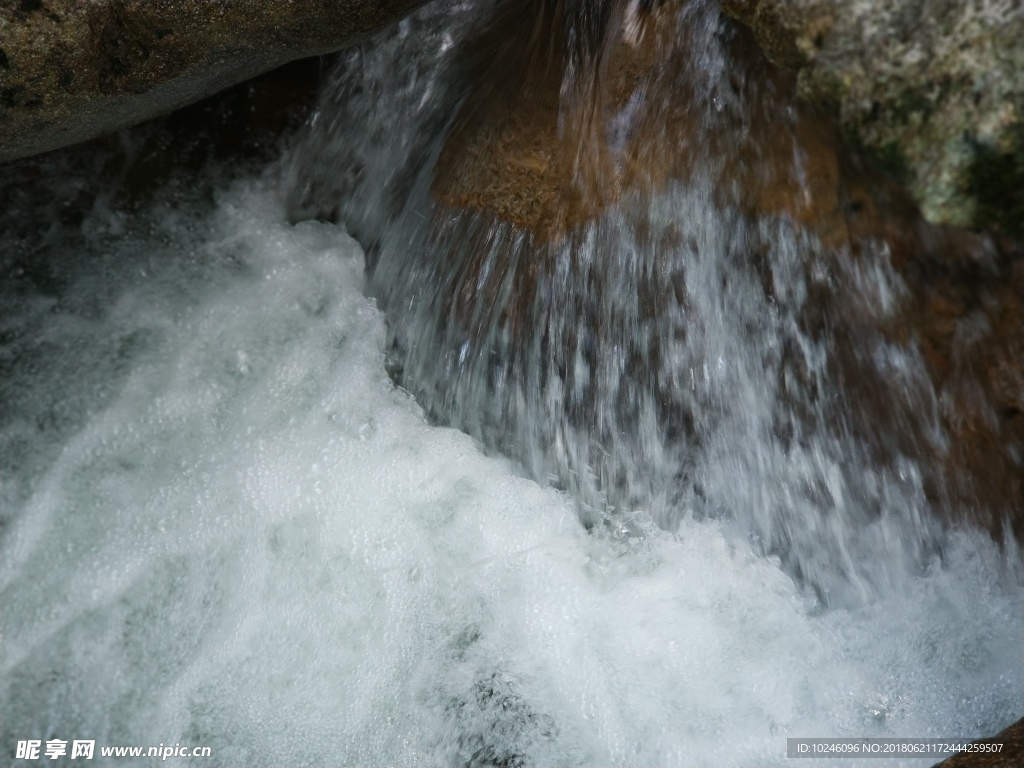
933,717,1024,768
718,0,836,73
0,0,427,162
434,0,852,243
430,0,1024,538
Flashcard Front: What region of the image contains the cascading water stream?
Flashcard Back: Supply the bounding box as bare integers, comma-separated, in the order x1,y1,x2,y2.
1,0,1022,765
285,0,974,606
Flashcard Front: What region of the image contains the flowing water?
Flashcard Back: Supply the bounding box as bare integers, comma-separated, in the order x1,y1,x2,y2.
2,1,1022,765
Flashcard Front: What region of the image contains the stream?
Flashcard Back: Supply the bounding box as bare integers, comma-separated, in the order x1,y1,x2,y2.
2,1,1022,765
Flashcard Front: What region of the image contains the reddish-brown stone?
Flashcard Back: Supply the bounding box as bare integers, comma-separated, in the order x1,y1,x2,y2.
432,0,1024,540
933,717,1024,768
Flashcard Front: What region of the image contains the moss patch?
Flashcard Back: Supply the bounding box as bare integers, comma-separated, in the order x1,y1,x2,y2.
966,122,1024,238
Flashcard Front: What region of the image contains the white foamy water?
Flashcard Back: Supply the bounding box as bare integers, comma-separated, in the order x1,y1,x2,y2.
1,179,1020,766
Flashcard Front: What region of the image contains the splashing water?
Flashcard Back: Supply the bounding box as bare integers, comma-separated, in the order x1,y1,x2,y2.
2,0,1022,765
286,0,1004,604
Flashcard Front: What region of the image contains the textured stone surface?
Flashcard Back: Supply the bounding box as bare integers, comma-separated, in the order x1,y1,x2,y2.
434,1,848,241
0,0,425,162
720,0,1024,235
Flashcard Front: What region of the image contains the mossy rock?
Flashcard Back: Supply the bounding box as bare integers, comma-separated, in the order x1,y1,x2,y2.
719,0,1024,233
966,122,1024,239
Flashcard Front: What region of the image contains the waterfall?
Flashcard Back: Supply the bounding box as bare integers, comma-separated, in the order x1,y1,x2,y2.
284,0,986,607
1,1,1021,765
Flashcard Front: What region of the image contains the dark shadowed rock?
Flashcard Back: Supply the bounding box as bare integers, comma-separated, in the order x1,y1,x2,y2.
0,0,426,162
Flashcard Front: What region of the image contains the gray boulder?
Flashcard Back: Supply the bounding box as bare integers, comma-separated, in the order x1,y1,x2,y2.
0,0,426,162
721,0,1024,235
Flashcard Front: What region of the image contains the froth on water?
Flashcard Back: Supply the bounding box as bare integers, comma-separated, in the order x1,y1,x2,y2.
1,0,1021,764
286,0,1018,607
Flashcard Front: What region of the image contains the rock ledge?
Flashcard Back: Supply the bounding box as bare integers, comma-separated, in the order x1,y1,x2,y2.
0,0,425,162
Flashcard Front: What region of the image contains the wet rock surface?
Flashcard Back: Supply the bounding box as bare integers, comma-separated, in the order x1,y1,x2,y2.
718,0,1024,237
0,0,424,162
431,0,1024,539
